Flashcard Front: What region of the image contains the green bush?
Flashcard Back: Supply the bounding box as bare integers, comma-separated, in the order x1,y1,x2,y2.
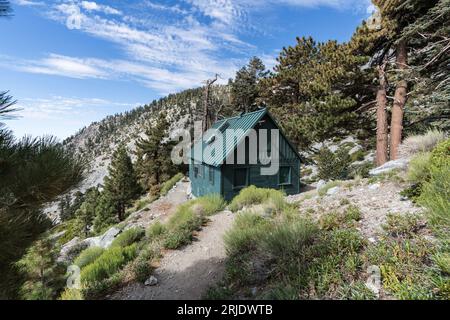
224,212,270,256
59,288,83,300
350,149,365,162
364,236,443,300
418,165,450,231
319,206,361,231
262,219,317,263
229,186,285,212
193,194,226,216
383,213,423,238
163,204,204,249
344,205,362,222
430,138,450,169
316,146,351,180
163,228,194,249
111,227,145,248
160,173,184,196
146,221,167,239
74,247,105,269
433,253,450,275
407,152,431,183
131,245,160,283
80,244,137,286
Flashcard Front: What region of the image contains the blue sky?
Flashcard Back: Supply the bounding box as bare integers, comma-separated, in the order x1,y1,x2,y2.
0,0,373,139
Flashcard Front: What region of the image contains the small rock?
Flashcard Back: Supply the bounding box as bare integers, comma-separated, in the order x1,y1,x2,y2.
349,145,362,155
400,196,408,201
145,276,158,286
368,237,377,243
326,186,340,195
251,287,258,296
368,183,381,190
316,180,327,191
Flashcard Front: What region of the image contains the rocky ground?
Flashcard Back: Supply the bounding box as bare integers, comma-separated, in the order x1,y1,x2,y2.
110,210,235,300
287,176,422,241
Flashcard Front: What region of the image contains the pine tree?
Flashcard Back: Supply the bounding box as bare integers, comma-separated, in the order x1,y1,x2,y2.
103,145,141,221
135,112,176,194
15,238,62,300
93,191,116,234
260,37,370,150
349,1,444,163
73,187,99,237
229,57,268,114
368,0,439,159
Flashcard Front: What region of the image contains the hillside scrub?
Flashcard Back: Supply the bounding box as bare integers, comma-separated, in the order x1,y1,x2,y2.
162,195,225,249
80,244,138,289
207,186,449,300
160,173,184,196
111,227,145,248
316,146,352,180
399,130,446,158
228,186,285,212
74,247,105,269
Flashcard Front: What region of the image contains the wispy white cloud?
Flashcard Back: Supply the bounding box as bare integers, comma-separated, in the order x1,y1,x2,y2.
16,96,138,120
10,0,370,94
9,54,108,79
14,0,44,6
80,1,122,15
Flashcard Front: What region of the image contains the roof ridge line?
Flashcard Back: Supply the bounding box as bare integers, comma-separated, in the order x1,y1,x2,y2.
218,107,267,122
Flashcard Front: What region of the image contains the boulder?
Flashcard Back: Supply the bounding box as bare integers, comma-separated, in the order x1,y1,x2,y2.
326,186,340,195
316,179,327,191
369,158,410,176
145,276,158,286
82,226,121,249
58,237,88,264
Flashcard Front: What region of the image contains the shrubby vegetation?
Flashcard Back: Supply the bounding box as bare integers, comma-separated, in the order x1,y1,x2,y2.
228,186,285,212
160,173,184,196
207,185,449,300
56,194,226,300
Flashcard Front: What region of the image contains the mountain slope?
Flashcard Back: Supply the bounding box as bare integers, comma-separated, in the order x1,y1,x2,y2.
63,85,230,191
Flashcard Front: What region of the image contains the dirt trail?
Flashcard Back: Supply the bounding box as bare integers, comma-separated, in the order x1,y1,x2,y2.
112,210,234,300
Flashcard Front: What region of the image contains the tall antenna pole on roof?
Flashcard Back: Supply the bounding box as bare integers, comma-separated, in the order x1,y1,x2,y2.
202,74,220,132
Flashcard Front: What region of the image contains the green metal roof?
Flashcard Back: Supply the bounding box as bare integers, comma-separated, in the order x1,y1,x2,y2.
190,108,273,167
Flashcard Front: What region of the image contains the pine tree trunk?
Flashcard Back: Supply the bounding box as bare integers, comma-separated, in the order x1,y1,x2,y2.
390,40,408,160
376,62,389,166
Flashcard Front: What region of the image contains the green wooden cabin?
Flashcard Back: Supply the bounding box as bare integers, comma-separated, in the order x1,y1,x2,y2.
189,108,301,201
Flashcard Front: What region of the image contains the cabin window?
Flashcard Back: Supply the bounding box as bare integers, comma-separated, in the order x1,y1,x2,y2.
279,166,291,185
267,130,272,157
233,168,248,189
209,166,214,185
194,165,199,178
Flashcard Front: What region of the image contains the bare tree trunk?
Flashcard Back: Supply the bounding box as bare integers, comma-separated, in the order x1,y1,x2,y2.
390,40,408,160
203,75,218,132
376,61,389,166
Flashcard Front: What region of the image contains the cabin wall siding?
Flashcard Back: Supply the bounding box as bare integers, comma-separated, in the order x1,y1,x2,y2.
189,161,222,198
